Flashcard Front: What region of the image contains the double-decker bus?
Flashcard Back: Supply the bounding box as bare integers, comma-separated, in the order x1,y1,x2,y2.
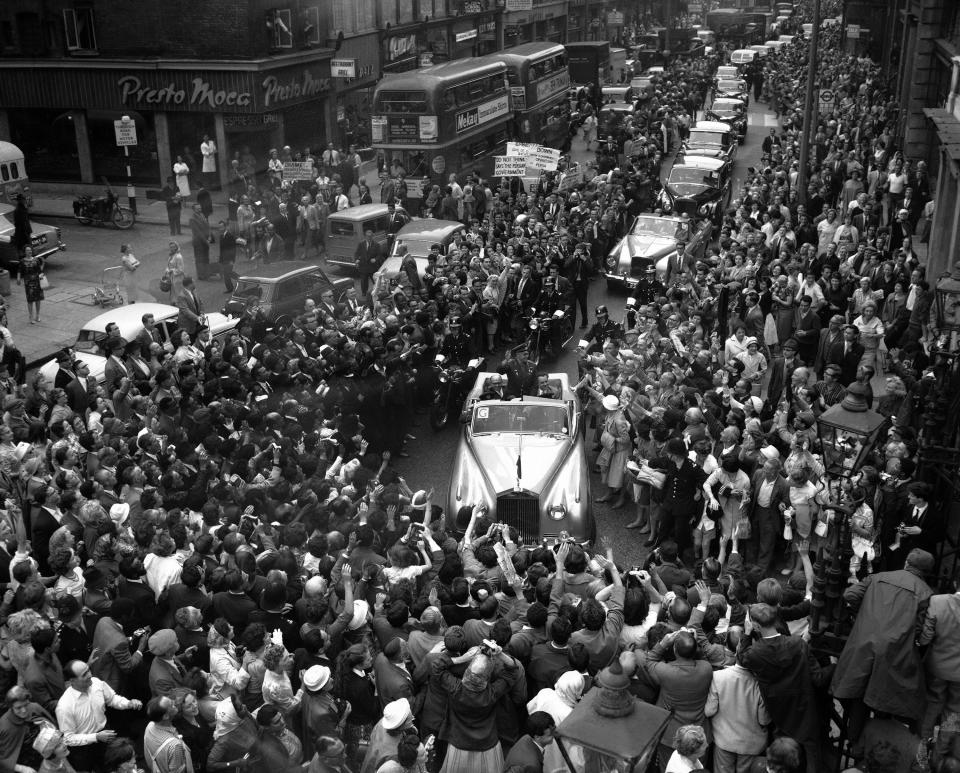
371,59,511,196
484,43,572,149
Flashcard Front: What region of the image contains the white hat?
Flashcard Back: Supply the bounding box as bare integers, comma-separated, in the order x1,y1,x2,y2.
12,442,32,462
759,445,780,461
109,503,130,525
382,698,412,731
303,665,331,691
410,490,428,509
602,394,620,411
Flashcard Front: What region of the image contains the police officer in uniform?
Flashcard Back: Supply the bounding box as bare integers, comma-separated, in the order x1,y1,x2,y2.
648,438,708,554
439,318,474,367
632,265,665,306
533,278,566,355
584,305,622,353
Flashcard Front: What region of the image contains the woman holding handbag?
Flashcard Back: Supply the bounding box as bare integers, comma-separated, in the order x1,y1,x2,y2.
17,246,44,325
702,457,752,567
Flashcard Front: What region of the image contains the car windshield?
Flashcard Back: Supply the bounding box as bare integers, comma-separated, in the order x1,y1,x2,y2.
0,212,13,227
713,100,742,111
670,167,718,186
471,403,569,435
231,279,264,300
74,329,107,353
717,80,745,91
632,216,680,236
688,130,726,147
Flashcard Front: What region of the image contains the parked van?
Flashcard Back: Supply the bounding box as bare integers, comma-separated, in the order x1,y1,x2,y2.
324,203,409,269
730,49,758,66
0,141,31,207
375,219,465,288
749,43,771,58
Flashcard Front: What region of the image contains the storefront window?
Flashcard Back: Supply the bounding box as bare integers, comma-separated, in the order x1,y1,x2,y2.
337,89,373,149
8,109,81,182
164,113,216,187
87,110,158,186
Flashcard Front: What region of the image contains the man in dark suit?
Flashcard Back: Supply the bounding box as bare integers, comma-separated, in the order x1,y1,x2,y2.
498,347,537,397
503,712,556,772
515,264,541,308
747,453,790,575
257,222,285,264
31,485,61,574
271,203,297,260
826,324,865,387
373,638,414,709
793,295,822,365
115,557,159,631
813,314,844,378
765,338,801,413
176,276,204,339
563,248,591,328
743,603,832,773
354,228,382,296
136,312,162,359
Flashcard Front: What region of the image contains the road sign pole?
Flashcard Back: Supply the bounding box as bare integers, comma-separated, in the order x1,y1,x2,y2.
124,145,136,215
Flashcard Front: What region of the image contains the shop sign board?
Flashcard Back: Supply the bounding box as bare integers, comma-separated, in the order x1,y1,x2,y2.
331,59,357,78
455,29,478,43
505,0,534,11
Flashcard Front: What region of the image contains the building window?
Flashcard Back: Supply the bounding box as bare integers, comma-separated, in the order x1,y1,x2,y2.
271,9,293,48
63,7,97,52
333,0,375,34
303,7,320,45
1,19,15,51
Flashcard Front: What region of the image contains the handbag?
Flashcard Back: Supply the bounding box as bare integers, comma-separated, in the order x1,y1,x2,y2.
736,514,753,540
38,273,49,290
600,430,616,451
159,271,172,293
635,464,666,490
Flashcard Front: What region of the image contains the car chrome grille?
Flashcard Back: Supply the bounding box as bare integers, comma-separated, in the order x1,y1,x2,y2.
497,493,539,544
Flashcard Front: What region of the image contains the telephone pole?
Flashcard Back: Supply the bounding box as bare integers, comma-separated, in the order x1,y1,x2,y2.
796,0,821,206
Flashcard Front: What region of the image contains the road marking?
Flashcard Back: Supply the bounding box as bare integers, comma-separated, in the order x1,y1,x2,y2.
757,113,780,127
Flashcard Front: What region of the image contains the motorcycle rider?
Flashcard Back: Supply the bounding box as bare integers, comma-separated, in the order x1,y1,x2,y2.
631,265,665,306
584,305,622,353
439,317,474,368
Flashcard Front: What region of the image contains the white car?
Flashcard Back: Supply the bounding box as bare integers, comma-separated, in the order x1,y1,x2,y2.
39,302,240,385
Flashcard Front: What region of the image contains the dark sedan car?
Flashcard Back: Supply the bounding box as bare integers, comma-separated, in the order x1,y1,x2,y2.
658,155,731,223
706,98,748,143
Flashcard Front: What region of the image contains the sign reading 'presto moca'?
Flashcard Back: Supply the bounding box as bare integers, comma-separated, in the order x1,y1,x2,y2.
117,70,331,112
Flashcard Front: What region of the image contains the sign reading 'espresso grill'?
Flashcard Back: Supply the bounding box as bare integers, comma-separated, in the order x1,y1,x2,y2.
455,95,511,134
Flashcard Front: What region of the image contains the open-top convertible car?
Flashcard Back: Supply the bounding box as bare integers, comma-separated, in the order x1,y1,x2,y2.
447,372,594,545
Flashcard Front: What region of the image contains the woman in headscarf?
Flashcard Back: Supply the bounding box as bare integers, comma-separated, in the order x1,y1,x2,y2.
206,695,260,773
432,645,521,773
526,670,584,725
172,690,213,772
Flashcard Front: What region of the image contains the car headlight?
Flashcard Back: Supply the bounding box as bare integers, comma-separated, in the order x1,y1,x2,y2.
662,201,673,212
606,255,618,268
529,318,539,330
549,505,566,520
699,205,709,216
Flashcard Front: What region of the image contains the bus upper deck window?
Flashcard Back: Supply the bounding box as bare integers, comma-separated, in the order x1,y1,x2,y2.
0,166,8,183
9,163,18,179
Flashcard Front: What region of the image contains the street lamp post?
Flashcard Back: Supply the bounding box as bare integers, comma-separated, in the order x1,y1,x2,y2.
796,0,821,206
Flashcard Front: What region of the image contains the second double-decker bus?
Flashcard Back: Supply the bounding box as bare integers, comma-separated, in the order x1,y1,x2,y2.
371,59,511,197
485,42,572,150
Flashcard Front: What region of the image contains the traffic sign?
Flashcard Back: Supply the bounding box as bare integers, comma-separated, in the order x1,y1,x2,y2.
114,119,138,147
819,89,834,103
